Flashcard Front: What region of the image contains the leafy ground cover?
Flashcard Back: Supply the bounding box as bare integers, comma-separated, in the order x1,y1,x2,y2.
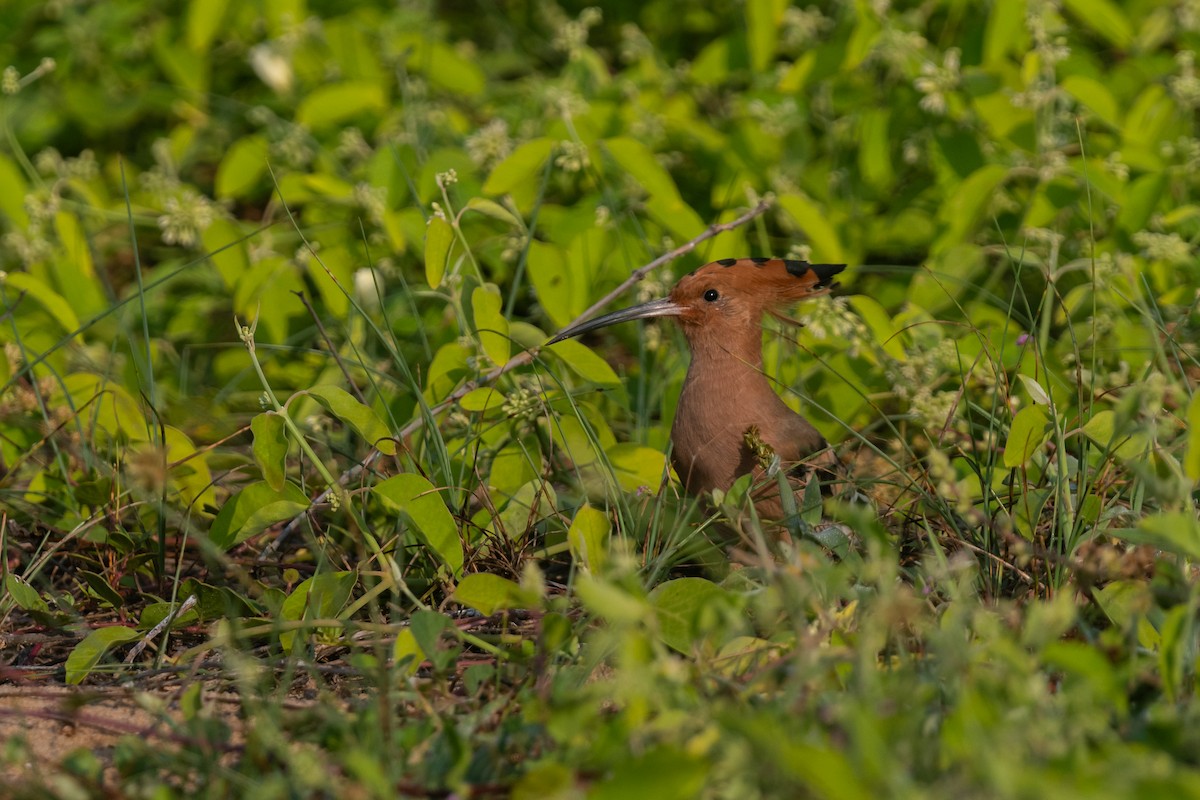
2,0,1200,796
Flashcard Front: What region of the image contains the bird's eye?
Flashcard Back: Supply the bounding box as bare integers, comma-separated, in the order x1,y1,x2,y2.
703,289,719,302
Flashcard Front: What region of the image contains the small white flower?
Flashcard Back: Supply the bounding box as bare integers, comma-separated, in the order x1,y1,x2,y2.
354,268,382,310
249,45,294,94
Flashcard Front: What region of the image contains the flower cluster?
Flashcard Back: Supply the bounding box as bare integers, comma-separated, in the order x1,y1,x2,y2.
870,27,927,75
886,338,962,432
551,7,602,61
502,386,542,427
1,57,55,95
335,127,373,163
802,296,869,356
466,119,513,168
1180,0,1200,32
780,6,833,52
157,189,216,248
913,47,961,116
352,182,387,225
1169,51,1200,110
555,140,590,173
618,24,653,64
746,98,800,137
1132,231,1192,265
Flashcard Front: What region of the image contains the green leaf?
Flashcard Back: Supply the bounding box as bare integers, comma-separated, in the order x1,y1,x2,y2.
1018,374,1051,406
186,0,229,52
459,387,506,413
424,341,469,404
215,135,269,199
162,425,216,510
513,764,574,800
527,240,575,328
644,193,706,241
472,285,511,366
1116,172,1166,235
1081,409,1150,460
209,481,311,549
714,636,785,676
778,194,845,262
5,574,48,613
152,27,208,95
1020,593,1077,650
604,137,680,204
0,152,29,228
279,571,356,653
424,215,454,289
463,197,521,227
495,480,551,540
848,295,905,360
1081,410,1115,446
251,412,289,491
649,577,733,653
983,0,1027,64
65,626,140,684
392,628,423,675
409,609,459,671
1061,75,1120,128
545,338,622,387
843,10,881,70
483,138,554,196
744,0,779,73
1123,86,1173,150
295,81,386,129
306,385,396,455
202,217,251,288
1186,393,1200,482
375,474,463,576
858,109,894,190
58,373,146,442
1,272,79,333
605,138,705,240
1091,580,1153,640
567,504,610,571
452,573,534,615
606,443,667,493
1004,406,1049,468
489,446,541,495
935,164,1009,250
53,212,104,318
1158,604,1190,702
590,747,708,800
549,412,615,471
1133,512,1200,559
575,576,648,625
1042,641,1126,714
1062,0,1132,48
778,50,816,92
79,571,124,609
416,41,486,96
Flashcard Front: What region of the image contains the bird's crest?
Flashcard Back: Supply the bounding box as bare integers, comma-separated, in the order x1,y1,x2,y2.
675,258,845,311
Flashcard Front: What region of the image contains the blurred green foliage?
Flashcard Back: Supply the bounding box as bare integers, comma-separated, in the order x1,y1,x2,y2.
1,0,1200,796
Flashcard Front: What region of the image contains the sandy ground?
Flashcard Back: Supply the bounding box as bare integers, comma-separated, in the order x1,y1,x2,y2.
0,684,246,791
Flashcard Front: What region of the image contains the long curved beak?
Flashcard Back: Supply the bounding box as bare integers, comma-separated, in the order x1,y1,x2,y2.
545,297,684,345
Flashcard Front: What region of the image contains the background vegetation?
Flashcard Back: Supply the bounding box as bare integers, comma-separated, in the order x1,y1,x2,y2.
2,0,1200,796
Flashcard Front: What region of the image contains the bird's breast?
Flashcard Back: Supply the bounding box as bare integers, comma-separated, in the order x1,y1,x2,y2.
668,362,828,500
670,371,763,496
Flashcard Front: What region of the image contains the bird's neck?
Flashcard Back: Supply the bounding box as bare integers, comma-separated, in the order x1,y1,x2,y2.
670,325,783,491
681,325,769,387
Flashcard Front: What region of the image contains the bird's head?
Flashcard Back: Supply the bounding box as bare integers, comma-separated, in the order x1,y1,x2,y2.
546,258,845,345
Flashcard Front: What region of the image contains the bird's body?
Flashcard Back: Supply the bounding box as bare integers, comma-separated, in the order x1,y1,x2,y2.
549,257,844,523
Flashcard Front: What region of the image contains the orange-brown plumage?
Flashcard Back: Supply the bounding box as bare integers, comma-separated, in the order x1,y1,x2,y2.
548,257,844,523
